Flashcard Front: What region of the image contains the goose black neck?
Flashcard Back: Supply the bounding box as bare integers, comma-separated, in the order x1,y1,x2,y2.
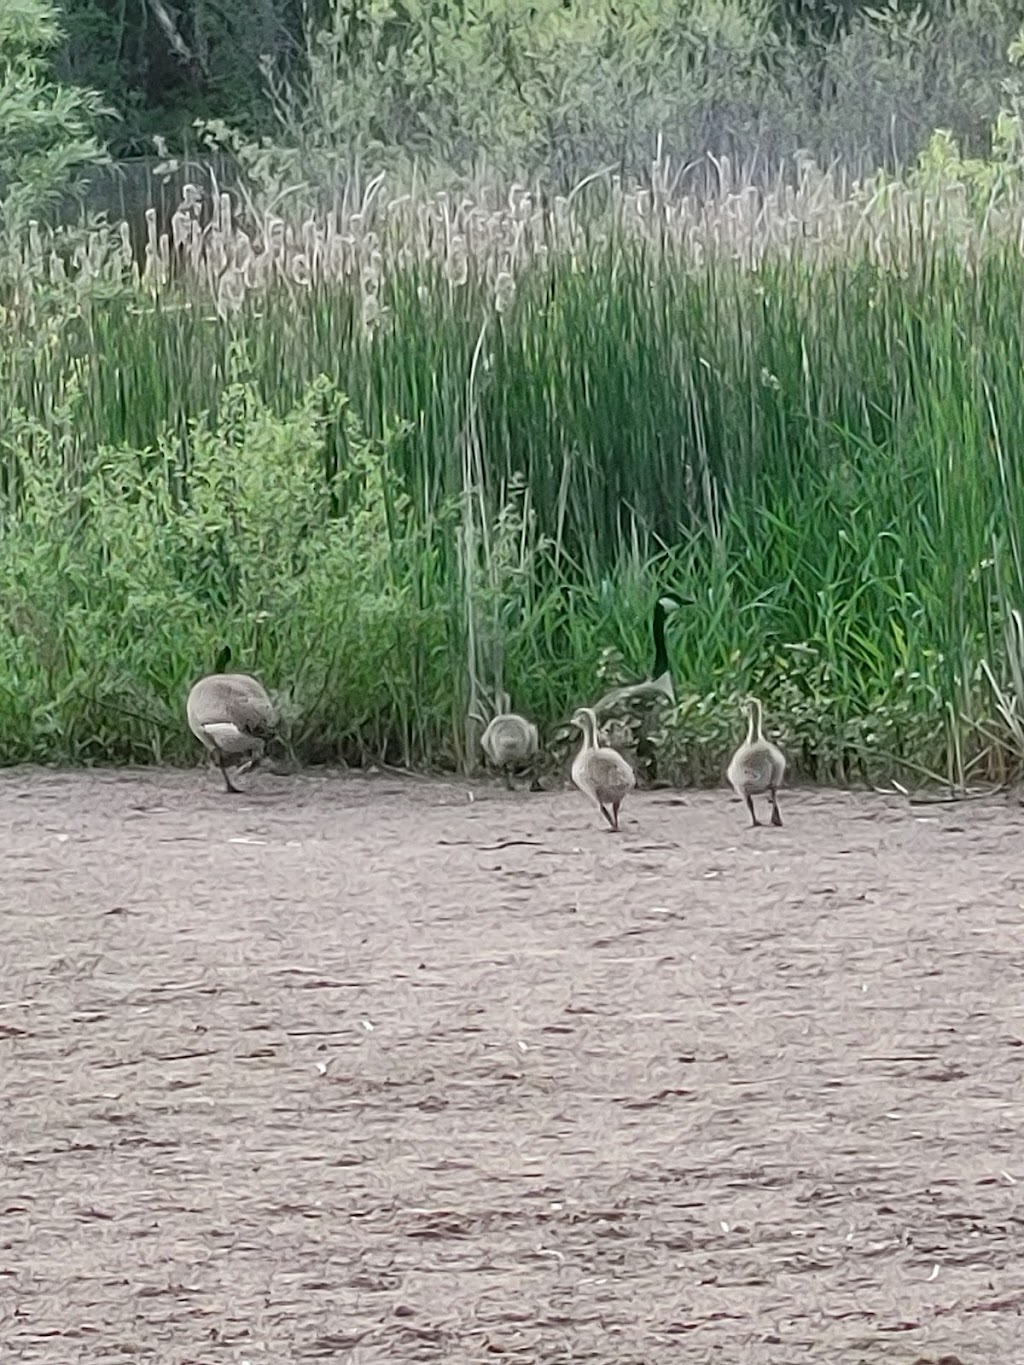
652,600,670,679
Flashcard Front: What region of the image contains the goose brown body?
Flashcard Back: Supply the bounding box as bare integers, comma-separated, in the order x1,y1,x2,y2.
726,697,786,827
479,692,540,790
186,668,277,794
570,706,636,832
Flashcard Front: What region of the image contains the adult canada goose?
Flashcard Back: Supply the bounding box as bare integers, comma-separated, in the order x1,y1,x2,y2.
570,706,636,832
479,691,540,790
186,646,278,794
727,697,786,827
592,593,686,717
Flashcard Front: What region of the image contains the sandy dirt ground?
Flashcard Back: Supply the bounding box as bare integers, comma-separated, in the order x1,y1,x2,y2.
2,765,1023,1365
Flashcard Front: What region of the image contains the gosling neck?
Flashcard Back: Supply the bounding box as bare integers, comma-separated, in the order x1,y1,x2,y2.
750,698,764,743
743,700,757,746
576,710,598,750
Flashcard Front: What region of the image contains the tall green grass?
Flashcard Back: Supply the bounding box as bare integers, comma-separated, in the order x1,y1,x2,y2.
4,186,1024,786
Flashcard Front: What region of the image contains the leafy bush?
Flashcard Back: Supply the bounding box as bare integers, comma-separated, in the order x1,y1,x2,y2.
0,0,107,235
0,367,461,766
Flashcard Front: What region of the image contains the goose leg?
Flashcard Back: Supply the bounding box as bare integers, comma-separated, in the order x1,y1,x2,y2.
745,792,760,827
610,800,622,833
769,788,783,827
600,803,616,831
217,753,242,795
503,767,514,792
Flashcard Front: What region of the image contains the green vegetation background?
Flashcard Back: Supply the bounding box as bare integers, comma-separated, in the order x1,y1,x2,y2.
5,0,1024,788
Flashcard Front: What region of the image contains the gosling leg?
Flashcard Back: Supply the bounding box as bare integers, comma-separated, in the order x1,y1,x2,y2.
745,792,760,827
769,788,783,827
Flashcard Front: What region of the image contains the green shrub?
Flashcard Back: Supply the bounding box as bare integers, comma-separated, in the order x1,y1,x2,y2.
0,0,108,236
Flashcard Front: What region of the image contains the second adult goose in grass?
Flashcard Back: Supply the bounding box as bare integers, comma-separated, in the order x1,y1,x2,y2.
186,646,278,794
570,706,636,832
727,696,786,827
479,691,540,790
592,593,686,717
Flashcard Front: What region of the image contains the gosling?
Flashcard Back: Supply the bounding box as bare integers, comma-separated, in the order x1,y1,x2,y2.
726,696,786,827
479,691,540,791
186,654,277,794
570,706,636,832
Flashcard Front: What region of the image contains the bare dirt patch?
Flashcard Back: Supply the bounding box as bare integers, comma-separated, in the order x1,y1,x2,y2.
2,766,1023,1363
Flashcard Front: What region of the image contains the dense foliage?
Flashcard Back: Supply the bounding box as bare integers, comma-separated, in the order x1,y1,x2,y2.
1,0,108,231
6,158,1024,786
4,1,1024,789
53,0,1024,184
